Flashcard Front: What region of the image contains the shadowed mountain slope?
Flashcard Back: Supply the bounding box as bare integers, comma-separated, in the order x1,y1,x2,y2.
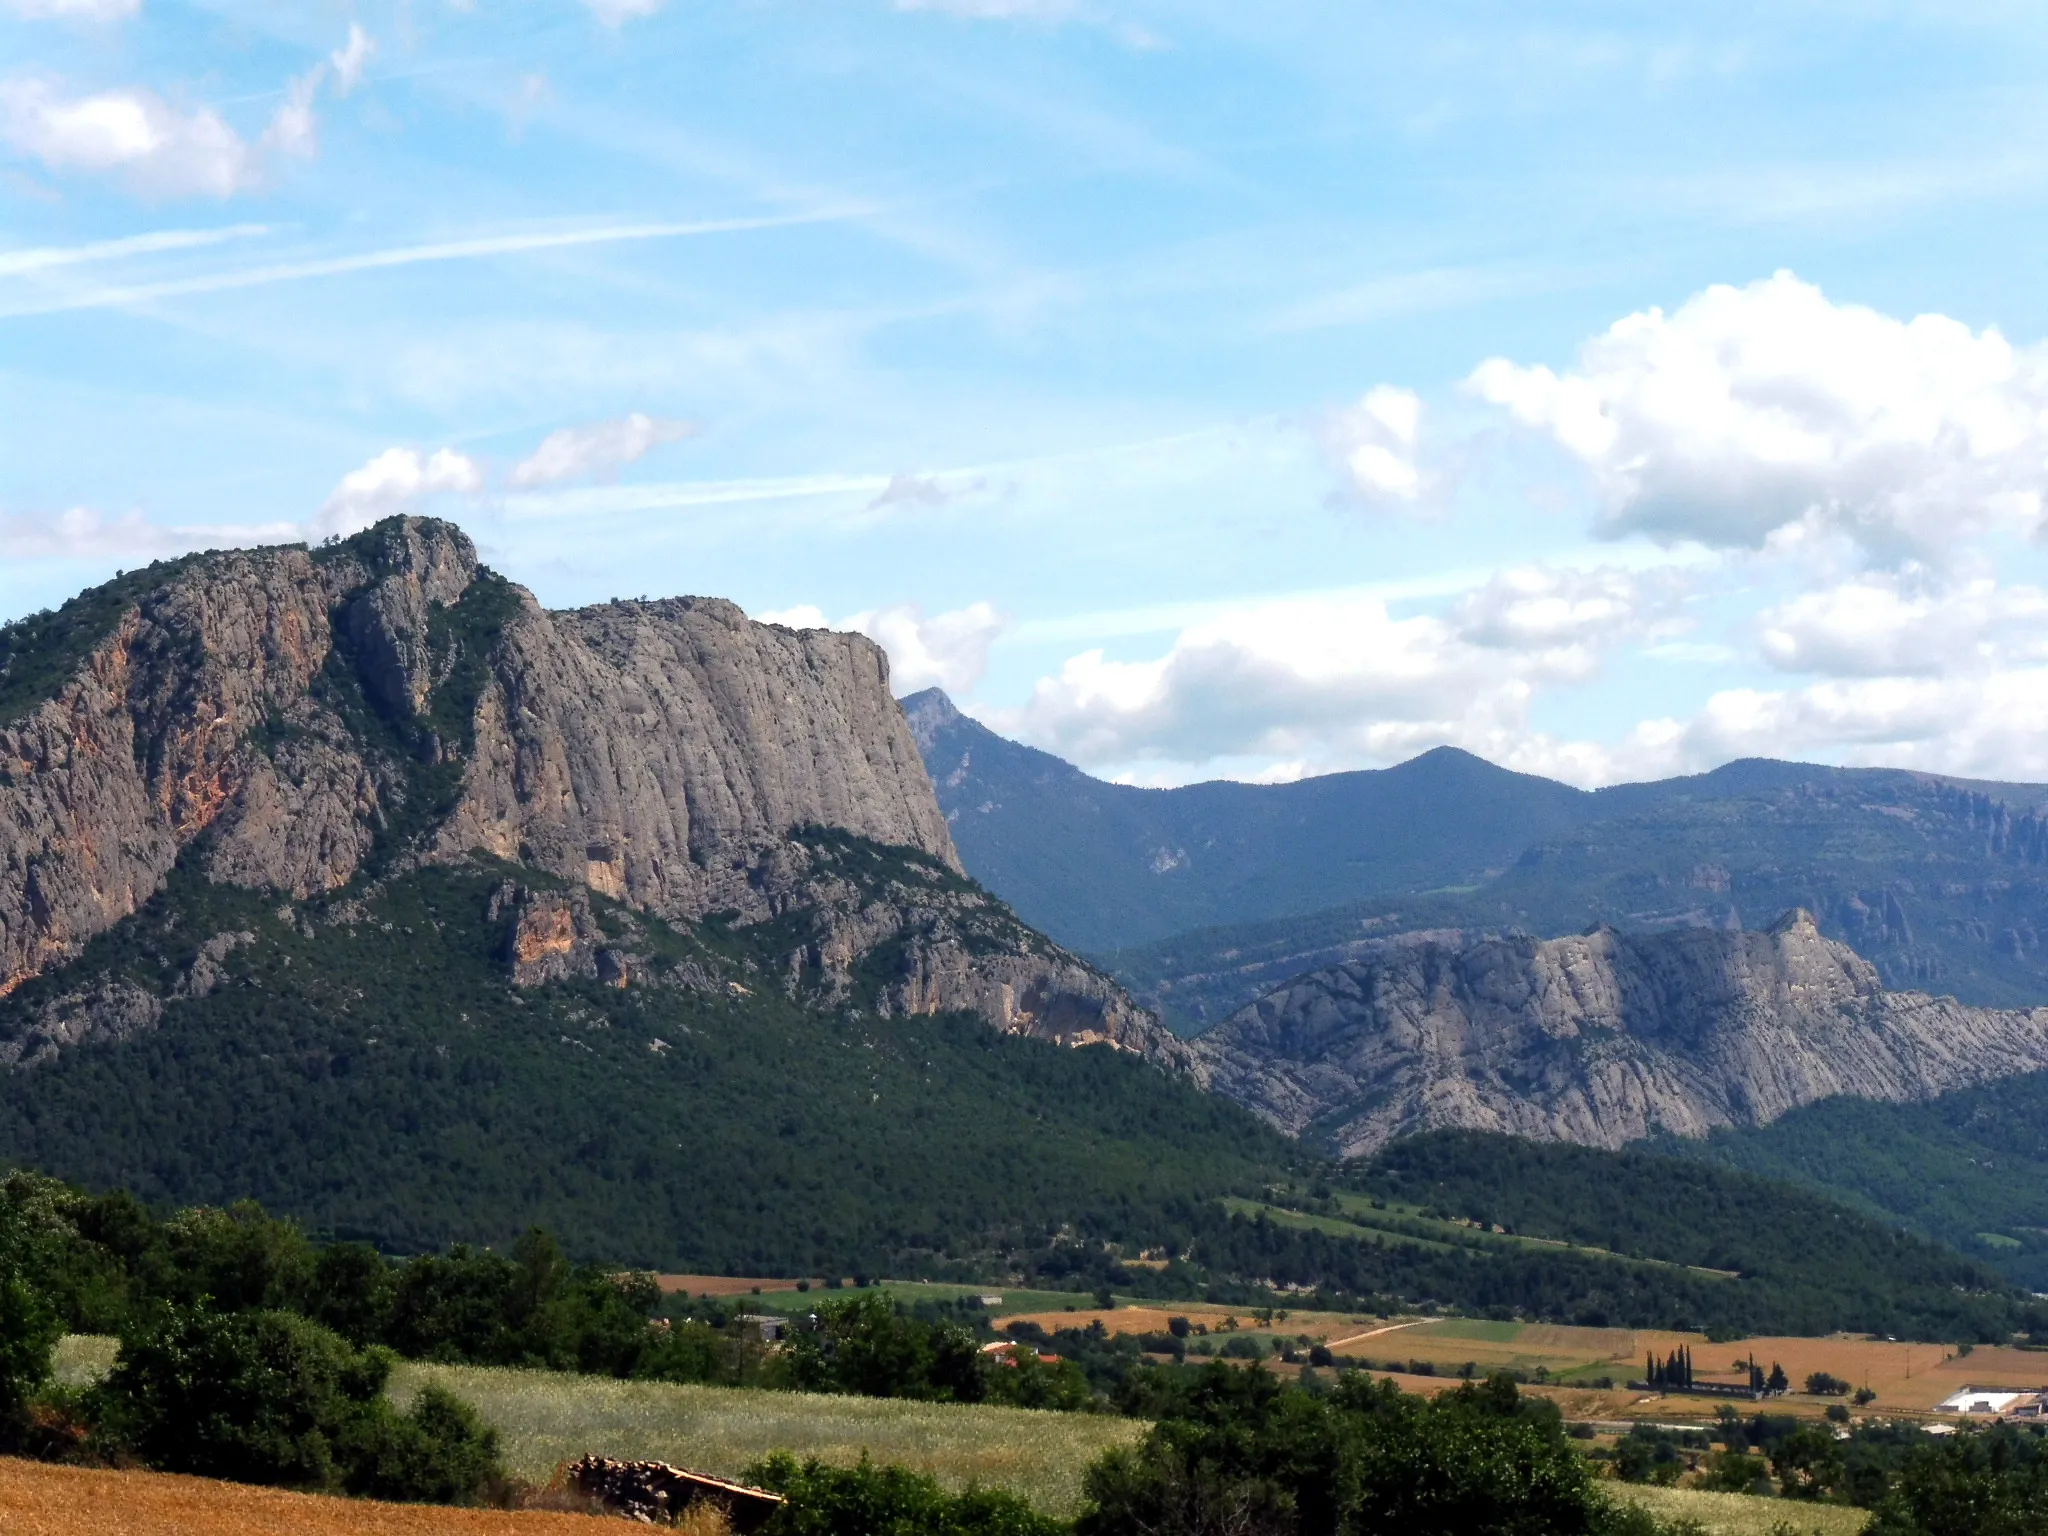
903,688,1590,951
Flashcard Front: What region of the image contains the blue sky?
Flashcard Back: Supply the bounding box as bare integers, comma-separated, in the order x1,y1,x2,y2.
7,2,2048,788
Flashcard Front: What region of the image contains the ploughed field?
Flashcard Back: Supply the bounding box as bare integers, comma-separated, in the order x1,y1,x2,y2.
0,1457,595,1536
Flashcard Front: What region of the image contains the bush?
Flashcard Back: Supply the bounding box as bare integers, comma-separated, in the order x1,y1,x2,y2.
96,1303,502,1502
1804,1371,1851,1396
343,1385,502,1505
751,1453,1063,1536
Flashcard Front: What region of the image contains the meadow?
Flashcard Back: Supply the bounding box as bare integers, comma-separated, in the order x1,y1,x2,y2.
1612,1483,1871,1536
391,1361,1148,1517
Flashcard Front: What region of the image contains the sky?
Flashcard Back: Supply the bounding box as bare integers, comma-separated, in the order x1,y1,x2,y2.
6,2,2048,789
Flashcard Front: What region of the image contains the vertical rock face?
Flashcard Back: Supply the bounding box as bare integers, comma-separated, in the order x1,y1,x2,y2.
1190,909,2048,1155
436,595,959,923
0,518,1159,1059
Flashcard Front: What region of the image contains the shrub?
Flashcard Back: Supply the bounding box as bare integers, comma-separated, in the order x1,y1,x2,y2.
751,1452,1063,1536
1804,1371,1851,1396
96,1303,502,1502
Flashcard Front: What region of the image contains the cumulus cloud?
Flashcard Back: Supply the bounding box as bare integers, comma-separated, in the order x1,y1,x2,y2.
1322,385,1425,505
1468,271,2048,558
1455,564,1681,658
0,36,362,199
314,447,484,539
755,600,1006,696
583,0,664,23
1757,574,2048,678
508,413,698,488
0,79,256,197
994,570,1673,781
3,0,139,18
330,24,375,96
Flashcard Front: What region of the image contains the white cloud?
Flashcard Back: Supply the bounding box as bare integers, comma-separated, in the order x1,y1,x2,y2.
0,51,349,198
583,0,664,23
0,79,255,197
1618,670,2048,784
330,24,375,97
314,447,484,539
262,66,324,161
1323,385,1425,505
1757,574,2048,678
754,600,1006,696
3,0,139,18
994,571,1671,781
1455,563,1678,658
508,413,698,488
1468,271,2048,559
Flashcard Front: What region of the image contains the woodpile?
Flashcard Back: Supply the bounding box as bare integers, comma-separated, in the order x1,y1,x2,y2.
565,1456,783,1531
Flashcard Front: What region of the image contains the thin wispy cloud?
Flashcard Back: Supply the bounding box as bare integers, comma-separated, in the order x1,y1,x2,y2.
0,208,869,319
0,223,269,279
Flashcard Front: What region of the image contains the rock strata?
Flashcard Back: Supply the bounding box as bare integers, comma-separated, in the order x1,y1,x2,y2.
1190,909,2048,1156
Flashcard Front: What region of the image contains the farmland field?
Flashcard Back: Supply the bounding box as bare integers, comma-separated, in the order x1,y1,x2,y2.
1612,1482,1871,1535
395,1362,1147,1517
0,1457,594,1536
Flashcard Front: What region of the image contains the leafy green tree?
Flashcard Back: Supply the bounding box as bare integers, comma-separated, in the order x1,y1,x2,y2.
0,1256,62,1433
1770,1424,1846,1501
1869,1431,2048,1536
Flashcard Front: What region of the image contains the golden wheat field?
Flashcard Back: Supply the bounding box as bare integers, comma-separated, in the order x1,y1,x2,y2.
0,1457,597,1536
394,1361,1148,1518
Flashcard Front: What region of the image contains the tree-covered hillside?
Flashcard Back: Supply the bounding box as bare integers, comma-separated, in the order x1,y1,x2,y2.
0,853,1286,1277
1661,1072,2048,1290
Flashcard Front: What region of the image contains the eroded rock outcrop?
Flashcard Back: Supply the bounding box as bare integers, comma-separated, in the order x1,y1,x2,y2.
1190,909,2048,1155
0,517,1159,1058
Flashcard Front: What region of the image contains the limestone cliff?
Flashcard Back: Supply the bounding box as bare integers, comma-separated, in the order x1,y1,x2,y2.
0,517,1170,1061
1189,910,2048,1156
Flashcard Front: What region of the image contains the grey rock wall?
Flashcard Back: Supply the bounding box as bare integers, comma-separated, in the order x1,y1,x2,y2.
1190,909,2048,1155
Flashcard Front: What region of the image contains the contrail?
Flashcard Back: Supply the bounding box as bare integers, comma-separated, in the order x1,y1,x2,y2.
0,224,272,280
0,207,863,318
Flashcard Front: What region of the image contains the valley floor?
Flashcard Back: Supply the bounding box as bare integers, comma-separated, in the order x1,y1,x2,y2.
989,1305,2048,1422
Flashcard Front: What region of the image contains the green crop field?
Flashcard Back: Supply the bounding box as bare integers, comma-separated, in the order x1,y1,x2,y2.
393,1362,1147,1517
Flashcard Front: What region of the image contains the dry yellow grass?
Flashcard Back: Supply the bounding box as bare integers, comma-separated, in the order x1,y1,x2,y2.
0,1456,596,1536
397,1362,1147,1519
1611,1482,1872,1536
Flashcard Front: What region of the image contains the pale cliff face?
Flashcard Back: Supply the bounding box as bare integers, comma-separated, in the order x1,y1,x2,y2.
1190,911,2048,1155
0,519,1182,1066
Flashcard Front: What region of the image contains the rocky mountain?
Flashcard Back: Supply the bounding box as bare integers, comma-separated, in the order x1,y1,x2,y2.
1190,910,2048,1158
903,687,1589,951
0,519,1172,1065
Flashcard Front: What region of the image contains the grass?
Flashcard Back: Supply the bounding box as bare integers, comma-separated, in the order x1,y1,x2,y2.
1610,1482,1871,1535
394,1361,1147,1518
0,1456,594,1536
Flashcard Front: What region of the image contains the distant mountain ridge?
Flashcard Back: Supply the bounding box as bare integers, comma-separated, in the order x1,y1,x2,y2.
905,690,2048,1023
902,687,1590,950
